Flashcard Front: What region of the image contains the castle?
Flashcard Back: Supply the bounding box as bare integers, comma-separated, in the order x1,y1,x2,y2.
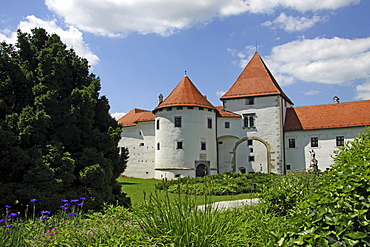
118,52,370,179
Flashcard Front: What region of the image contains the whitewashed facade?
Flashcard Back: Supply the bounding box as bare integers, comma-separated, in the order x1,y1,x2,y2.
118,53,370,178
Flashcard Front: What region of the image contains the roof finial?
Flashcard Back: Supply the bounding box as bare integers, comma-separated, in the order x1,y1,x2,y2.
185,70,187,76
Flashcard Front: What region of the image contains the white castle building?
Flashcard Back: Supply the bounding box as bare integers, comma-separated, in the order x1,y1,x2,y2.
118,52,370,179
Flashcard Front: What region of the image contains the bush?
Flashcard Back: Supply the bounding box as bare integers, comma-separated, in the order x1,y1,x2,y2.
275,129,370,246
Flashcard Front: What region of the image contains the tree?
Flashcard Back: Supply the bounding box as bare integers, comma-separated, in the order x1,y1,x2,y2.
0,28,129,213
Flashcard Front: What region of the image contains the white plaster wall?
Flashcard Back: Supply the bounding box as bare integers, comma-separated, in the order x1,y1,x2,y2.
118,121,155,178
155,107,217,178
217,136,238,173
284,127,365,172
223,95,286,173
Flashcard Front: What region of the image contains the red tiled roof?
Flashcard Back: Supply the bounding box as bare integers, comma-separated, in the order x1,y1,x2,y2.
284,100,370,131
155,76,215,110
117,108,155,127
215,106,241,118
221,52,293,104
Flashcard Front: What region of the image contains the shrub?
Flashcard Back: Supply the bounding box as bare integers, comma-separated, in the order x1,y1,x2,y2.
275,129,370,246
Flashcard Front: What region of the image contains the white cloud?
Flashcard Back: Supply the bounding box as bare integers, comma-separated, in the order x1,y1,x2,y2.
243,0,361,13
216,90,226,97
262,13,326,31
0,15,99,66
45,0,250,37
355,81,370,100
111,112,126,120
304,90,321,95
230,37,370,86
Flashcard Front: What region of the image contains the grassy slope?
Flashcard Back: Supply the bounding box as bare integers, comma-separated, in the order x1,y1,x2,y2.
118,176,257,206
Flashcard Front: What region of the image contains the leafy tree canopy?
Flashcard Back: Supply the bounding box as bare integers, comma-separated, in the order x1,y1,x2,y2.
0,28,129,213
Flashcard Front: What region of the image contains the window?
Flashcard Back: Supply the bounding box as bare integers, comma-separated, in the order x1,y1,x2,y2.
157,143,160,150
247,139,253,146
243,114,255,128
177,141,183,149
225,122,230,128
245,97,254,105
201,142,206,150
156,119,160,130
167,107,172,111
249,156,255,162
187,106,193,109
199,107,204,110
286,165,291,170
140,143,144,146
174,116,182,127
207,118,212,129
336,136,344,146
288,138,296,148
177,106,183,110
311,137,318,147
249,147,253,153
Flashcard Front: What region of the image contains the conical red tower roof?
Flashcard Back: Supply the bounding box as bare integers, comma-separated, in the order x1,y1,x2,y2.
155,76,215,111
221,52,293,104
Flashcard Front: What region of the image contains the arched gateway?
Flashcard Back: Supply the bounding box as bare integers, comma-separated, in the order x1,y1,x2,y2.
230,137,273,173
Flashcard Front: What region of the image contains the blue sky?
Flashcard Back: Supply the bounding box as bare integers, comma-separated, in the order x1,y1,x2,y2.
1,0,370,119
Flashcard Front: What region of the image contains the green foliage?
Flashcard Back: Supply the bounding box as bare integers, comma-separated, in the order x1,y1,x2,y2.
261,171,321,216
135,191,246,246
156,172,273,195
0,28,129,213
276,129,370,246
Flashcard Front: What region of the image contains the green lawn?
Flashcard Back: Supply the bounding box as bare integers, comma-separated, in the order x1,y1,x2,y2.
118,176,258,206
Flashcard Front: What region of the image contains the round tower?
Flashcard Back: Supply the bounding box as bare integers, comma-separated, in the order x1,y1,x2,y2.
153,76,217,179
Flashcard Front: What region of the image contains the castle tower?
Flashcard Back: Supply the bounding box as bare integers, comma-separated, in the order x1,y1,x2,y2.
152,76,217,179
220,52,293,174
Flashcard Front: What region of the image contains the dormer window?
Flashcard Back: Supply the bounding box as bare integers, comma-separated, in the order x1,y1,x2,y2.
245,97,254,105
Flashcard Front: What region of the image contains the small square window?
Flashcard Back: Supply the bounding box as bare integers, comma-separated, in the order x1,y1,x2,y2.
207,118,212,129
174,116,182,127
246,97,254,105
249,156,255,162
336,136,344,146
288,138,296,148
177,141,183,149
311,137,318,147
286,165,291,170
140,143,144,146
247,139,253,146
225,122,230,128
201,142,206,150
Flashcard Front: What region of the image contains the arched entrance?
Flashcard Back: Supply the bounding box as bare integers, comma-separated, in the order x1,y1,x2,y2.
230,137,273,173
196,164,207,177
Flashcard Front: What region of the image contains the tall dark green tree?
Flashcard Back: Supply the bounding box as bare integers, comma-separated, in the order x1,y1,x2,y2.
0,28,129,212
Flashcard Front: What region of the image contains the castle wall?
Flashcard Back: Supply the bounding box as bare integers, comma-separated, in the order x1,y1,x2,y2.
119,121,155,178
154,107,217,179
284,126,364,172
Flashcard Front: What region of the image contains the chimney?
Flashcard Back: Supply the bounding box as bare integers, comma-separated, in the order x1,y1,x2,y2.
158,94,163,105
333,96,340,104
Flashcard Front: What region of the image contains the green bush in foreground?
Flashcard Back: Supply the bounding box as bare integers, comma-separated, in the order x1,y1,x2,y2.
275,129,370,246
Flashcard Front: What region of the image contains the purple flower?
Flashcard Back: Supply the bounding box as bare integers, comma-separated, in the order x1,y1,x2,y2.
80,197,86,200
40,211,51,215
60,206,69,211
70,199,79,203
5,205,11,209
61,199,68,203
8,213,18,218
68,213,76,217
40,216,48,220
5,225,13,228
0,219,5,223
30,199,38,203
77,203,83,207
63,203,70,207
